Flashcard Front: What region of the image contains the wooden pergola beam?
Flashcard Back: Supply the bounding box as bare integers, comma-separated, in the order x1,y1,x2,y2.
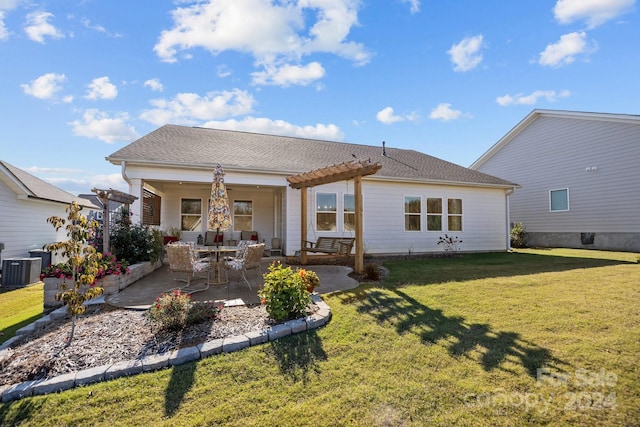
287,159,382,274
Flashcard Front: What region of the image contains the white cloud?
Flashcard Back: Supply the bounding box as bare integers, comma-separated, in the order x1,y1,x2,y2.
376,107,408,124
496,89,571,106
217,65,232,78
140,89,256,126
401,0,420,14
429,103,462,121
539,31,596,67
21,72,69,100
153,0,371,86
447,34,484,72
201,116,344,141
553,0,635,28
144,78,164,92
24,11,64,43
28,168,129,194
70,109,139,143
0,11,9,40
251,61,325,86
85,76,118,100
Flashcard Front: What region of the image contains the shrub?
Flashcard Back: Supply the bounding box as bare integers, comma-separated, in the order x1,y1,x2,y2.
297,268,320,293
437,234,463,257
110,223,163,265
258,262,312,321
364,263,380,281
147,290,221,331
510,222,527,248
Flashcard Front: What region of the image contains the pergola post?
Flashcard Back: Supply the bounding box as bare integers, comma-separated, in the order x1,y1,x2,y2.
300,187,308,266
354,175,363,274
287,159,381,275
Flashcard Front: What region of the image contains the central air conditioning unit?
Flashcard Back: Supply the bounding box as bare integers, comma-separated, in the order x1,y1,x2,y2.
1,258,42,288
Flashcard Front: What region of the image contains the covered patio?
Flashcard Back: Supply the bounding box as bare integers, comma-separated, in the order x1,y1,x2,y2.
104,258,359,310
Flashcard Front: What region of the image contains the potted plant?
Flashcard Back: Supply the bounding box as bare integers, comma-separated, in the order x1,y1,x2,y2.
163,226,182,245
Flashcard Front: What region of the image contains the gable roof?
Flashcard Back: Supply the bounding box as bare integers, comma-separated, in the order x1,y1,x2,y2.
107,125,516,188
470,109,640,170
0,160,98,208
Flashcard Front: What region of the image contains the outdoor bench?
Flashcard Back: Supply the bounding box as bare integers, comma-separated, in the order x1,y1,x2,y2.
301,237,355,256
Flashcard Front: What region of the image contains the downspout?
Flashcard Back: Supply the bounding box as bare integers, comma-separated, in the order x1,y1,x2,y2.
121,160,131,188
505,187,516,251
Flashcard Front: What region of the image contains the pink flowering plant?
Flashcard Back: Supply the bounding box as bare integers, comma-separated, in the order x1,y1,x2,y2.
147,289,221,331
40,252,129,282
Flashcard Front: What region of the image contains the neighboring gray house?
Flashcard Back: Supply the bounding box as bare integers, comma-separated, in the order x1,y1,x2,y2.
471,109,640,252
0,160,98,267
107,125,518,256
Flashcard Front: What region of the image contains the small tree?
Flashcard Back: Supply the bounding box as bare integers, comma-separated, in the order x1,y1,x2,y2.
47,202,104,344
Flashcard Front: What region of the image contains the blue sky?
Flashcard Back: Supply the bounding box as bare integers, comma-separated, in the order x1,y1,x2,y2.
1,0,638,194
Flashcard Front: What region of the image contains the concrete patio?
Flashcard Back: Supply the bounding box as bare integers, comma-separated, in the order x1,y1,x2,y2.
105,257,359,310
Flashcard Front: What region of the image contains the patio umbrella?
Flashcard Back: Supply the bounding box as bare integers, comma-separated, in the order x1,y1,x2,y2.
208,164,232,247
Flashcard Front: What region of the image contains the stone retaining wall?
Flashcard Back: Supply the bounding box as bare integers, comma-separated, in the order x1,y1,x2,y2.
43,260,163,309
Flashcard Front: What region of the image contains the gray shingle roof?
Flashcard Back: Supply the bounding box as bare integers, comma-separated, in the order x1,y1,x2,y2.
0,160,98,208
107,125,517,187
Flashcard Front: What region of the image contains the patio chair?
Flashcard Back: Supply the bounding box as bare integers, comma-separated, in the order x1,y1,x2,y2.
204,231,224,246
165,243,211,287
225,243,265,289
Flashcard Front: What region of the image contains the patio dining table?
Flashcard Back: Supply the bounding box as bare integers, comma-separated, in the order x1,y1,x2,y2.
194,245,238,285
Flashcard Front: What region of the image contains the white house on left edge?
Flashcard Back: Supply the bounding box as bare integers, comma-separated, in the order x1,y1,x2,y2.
106,125,519,256
0,160,98,267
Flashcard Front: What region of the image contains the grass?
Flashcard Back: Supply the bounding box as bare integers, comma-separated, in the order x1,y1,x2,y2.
0,283,44,345
0,248,638,426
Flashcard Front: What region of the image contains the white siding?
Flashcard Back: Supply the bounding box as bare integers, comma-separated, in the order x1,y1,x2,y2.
476,116,640,233
284,180,508,255
0,182,68,264
125,164,510,256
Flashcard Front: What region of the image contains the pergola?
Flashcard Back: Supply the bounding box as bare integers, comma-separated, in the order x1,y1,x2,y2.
92,188,138,254
287,159,382,274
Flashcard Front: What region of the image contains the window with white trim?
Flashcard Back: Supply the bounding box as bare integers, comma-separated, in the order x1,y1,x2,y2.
316,193,337,231
344,194,356,232
233,200,253,231
447,198,463,231
404,196,421,231
180,198,202,231
427,198,442,231
550,189,569,211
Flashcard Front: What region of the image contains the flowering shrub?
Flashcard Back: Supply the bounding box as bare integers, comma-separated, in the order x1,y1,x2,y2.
40,252,129,282
297,268,320,293
258,262,312,321
147,290,221,331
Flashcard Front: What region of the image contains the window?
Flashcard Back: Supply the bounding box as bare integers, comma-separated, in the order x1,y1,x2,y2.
316,193,337,231
550,189,569,211
447,198,463,231
142,189,161,226
233,200,253,231
404,196,421,231
426,198,442,231
181,198,201,231
344,194,355,232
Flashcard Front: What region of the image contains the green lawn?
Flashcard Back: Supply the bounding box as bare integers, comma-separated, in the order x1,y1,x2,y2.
0,283,44,345
0,249,638,426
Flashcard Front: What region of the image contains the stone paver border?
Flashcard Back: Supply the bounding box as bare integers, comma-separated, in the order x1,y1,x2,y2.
0,295,331,403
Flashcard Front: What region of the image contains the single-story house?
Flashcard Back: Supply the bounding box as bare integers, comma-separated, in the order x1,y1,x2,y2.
0,160,98,268
106,125,518,257
470,109,640,252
